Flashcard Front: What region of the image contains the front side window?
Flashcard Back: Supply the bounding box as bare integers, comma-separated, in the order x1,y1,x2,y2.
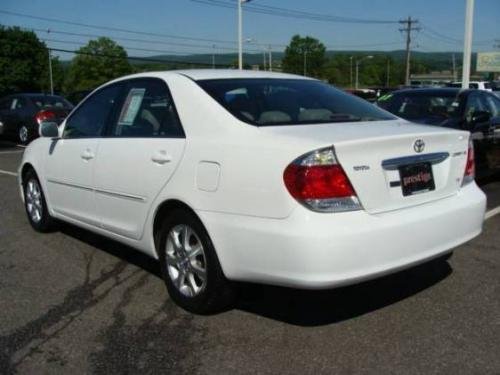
464,92,488,122
108,78,184,138
484,94,500,117
63,84,121,138
198,79,396,126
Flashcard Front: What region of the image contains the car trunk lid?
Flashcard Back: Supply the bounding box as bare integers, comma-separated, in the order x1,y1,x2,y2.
261,120,470,214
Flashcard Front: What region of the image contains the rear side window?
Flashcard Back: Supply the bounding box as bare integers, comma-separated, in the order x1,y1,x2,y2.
64,84,121,139
108,78,184,138
198,79,395,126
392,93,460,120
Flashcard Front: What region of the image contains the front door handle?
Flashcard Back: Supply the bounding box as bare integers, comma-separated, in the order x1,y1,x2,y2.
81,149,95,161
151,151,172,165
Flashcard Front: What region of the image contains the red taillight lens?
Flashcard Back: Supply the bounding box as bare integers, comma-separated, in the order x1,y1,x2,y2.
283,147,361,212
462,140,475,186
284,164,356,199
35,110,56,125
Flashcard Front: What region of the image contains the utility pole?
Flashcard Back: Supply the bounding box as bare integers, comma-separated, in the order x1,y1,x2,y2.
399,16,420,86
349,56,353,88
46,28,54,95
262,49,266,71
303,50,307,76
386,58,390,87
268,45,272,71
48,48,54,95
212,44,216,69
461,0,474,89
452,53,457,81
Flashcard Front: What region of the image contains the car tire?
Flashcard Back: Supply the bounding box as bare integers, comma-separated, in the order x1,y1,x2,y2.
23,169,55,232
18,125,32,145
157,209,235,314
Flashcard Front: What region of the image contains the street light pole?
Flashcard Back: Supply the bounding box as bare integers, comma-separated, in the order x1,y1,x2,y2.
238,0,252,70
349,56,353,88
238,0,243,70
355,55,373,90
462,0,474,89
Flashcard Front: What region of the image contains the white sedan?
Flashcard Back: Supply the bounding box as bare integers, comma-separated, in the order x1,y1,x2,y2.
18,70,486,313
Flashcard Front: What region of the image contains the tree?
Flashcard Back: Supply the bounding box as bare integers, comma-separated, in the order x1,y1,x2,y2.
282,35,326,78
0,26,49,96
64,37,132,92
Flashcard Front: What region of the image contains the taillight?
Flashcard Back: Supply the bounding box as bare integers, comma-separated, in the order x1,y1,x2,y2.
462,139,475,186
35,110,56,125
283,147,361,212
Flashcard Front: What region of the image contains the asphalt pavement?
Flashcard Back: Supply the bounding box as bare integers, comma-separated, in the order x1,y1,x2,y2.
0,141,499,374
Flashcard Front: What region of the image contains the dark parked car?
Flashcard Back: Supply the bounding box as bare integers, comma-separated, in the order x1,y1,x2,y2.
377,88,500,179
0,94,73,144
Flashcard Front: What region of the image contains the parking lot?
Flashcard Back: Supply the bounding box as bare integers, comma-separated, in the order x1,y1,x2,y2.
0,141,499,374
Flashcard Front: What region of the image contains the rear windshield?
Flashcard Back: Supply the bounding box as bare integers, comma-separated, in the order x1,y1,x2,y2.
197,79,396,126
31,96,73,110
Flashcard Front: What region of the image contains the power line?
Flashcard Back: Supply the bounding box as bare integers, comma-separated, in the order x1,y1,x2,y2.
25,26,262,53
190,0,398,24
0,9,245,46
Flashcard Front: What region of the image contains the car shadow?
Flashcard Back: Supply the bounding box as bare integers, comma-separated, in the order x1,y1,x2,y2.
234,258,452,326
0,141,21,150
57,222,452,327
58,222,162,279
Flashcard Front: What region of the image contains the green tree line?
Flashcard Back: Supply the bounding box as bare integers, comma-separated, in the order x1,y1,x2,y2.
1,26,439,98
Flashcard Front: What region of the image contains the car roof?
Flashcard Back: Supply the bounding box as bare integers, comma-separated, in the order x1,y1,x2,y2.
391,88,471,96
109,69,315,83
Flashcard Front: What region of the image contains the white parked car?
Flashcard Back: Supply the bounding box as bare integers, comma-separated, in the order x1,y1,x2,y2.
19,70,487,313
448,81,493,91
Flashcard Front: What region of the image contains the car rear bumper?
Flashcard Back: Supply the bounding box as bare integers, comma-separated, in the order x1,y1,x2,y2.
198,182,486,289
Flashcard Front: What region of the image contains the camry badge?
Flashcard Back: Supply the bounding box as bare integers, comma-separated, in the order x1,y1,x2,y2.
413,139,425,153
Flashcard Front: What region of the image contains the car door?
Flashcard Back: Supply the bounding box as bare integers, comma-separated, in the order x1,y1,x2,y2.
44,83,123,226
0,97,18,138
482,93,500,171
93,77,186,240
463,91,492,173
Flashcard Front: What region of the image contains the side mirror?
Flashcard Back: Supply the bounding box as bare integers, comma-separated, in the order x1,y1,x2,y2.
39,121,59,138
470,110,491,124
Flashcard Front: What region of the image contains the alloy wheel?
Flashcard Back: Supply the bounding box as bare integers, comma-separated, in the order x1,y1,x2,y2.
165,224,207,297
19,126,29,144
25,179,43,223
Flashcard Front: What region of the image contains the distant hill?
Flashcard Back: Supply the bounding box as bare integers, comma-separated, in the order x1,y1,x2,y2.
123,50,474,71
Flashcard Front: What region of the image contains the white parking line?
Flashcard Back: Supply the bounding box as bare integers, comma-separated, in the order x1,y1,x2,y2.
0,150,24,155
0,169,18,177
485,206,500,220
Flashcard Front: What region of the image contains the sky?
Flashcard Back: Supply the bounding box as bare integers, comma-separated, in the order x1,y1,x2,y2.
0,0,498,59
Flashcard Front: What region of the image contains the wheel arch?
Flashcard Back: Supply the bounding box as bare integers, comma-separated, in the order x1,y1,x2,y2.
152,199,206,257
20,162,36,184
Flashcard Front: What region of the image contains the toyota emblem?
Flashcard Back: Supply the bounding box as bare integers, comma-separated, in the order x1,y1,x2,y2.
413,139,425,153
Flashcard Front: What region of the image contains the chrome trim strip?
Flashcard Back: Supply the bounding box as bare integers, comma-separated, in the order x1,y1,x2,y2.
381,152,450,170
95,188,146,202
47,178,93,191
47,179,146,202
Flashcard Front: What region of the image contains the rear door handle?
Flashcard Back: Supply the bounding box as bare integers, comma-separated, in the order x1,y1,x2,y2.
81,149,95,161
151,151,172,165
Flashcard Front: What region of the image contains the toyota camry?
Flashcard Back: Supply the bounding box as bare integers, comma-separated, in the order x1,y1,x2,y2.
18,70,487,313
